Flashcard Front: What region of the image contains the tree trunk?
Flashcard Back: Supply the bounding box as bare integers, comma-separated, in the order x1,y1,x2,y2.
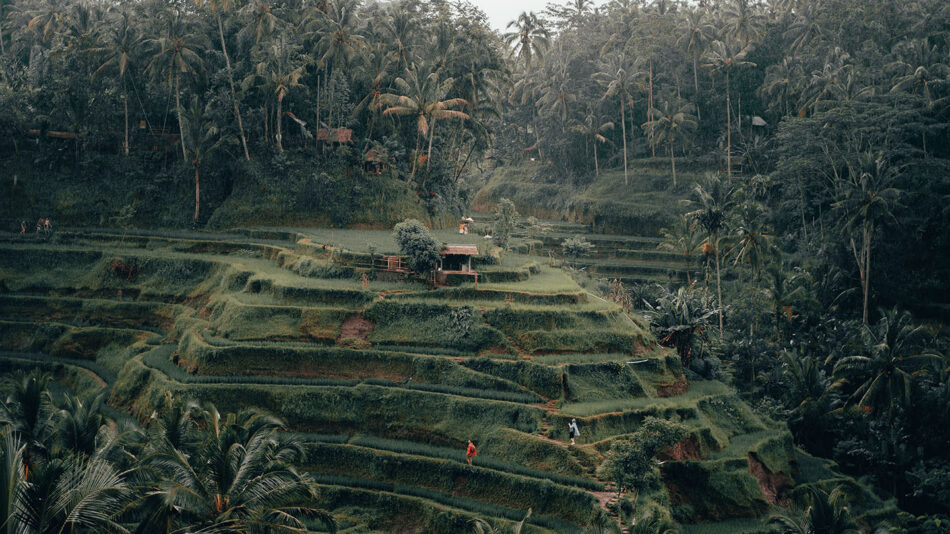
533,118,543,162
217,13,250,161
194,164,200,223
175,72,187,161
123,89,129,156
315,73,321,133
693,56,701,121
670,138,676,187
715,233,724,338
620,98,628,185
649,61,655,157
863,224,871,324
726,69,731,175
408,127,421,189
426,118,436,170
276,95,284,152
594,138,599,177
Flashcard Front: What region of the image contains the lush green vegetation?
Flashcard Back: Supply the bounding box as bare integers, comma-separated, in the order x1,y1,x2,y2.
1,0,949,531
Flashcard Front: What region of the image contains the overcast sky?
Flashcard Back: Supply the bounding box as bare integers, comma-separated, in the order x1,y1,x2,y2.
474,0,605,32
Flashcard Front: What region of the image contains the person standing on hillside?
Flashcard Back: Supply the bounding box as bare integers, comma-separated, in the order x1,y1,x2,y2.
568,418,580,445
466,440,477,465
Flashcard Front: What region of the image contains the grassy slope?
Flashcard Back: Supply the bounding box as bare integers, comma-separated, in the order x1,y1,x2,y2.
473,159,710,236
0,227,892,532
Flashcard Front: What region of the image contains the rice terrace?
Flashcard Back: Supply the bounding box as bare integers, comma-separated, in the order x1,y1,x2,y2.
0,0,948,533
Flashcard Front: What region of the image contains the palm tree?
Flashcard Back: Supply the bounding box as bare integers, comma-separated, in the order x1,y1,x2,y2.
676,7,713,117
768,486,859,534
0,371,54,474
720,0,765,48
643,98,697,187
596,53,645,185
202,0,250,161
644,285,717,367
569,109,613,177
183,96,236,224
138,404,336,533
0,429,25,534
309,0,367,129
503,12,550,68
145,11,204,161
252,33,305,153
832,308,943,422
703,39,755,175
377,64,469,187
729,200,774,281
90,9,142,156
830,153,901,324
658,216,703,285
470,508,531,534
686,174,736,337
760,57,800,117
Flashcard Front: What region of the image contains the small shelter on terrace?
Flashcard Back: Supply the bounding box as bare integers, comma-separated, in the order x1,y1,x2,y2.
440,244,478,272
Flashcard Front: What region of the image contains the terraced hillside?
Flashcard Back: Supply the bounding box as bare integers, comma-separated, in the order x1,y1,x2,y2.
0,227,886,533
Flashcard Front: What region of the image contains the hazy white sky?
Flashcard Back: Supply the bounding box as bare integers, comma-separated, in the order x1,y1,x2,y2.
473,0,605,32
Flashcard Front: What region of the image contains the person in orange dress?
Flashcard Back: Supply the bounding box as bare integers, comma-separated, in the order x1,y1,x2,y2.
466,440,477,465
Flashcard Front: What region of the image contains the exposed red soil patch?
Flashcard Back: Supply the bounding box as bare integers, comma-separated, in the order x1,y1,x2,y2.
338,314,375,341
659,435,703,461
748,452,791,505
655,377,689,397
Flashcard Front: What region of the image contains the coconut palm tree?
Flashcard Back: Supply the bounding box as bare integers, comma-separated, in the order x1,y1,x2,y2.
202,0,250,161
720,0,765,48
686,174,736,337
832,308,943,422
90,9,143,156
138,404,336,533
470,508,531,534
643,98,697,187
658,216,703,285
676,7,713,117
309,0,367,129
768,486,859,534
251,33,305,153
703,39,754,175
0,371,54,474
644,285,717,367
569,108,614,177
145,10,205,161
377,64,469,186
596,53,645,185
502,12,550,68
182,96,236,224
830,153,901,324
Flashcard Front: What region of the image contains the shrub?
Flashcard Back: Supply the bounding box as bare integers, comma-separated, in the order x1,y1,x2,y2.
561,236,594,261
493,199,517,253
393,219,440,274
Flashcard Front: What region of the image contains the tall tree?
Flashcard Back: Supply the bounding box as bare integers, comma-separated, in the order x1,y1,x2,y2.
502,12,550,68
377,64,469,187
203,0,251,160
703,38,754,175
643,97,697,187
596,53,644,185
91,9,142,156
687,174,736,337
145,11,205,161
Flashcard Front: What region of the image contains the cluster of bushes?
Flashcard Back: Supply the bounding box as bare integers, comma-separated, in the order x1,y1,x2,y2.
365,301,509,353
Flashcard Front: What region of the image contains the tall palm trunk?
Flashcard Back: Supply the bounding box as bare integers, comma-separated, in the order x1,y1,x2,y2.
276,94,284,152
593,138,599,177
649,61,655,157
862,223,871,324
693,56,701,121
670,137,676,187
194,164,200,223
217,13,250,161
620,98,628,185
714,233,723,338
408,127,421,188
175,72,187,161
426,118,436,170
123,89,129,155
725,69,731,175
